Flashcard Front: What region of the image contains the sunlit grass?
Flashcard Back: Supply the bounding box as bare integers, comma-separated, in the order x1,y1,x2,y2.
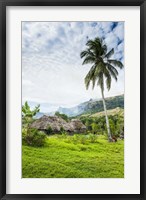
22,135,124,178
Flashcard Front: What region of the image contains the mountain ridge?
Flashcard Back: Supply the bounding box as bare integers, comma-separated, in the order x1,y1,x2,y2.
58,94,124,117
34,94,124,118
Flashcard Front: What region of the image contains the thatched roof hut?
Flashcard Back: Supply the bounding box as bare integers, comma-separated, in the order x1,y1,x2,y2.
29,115,86,133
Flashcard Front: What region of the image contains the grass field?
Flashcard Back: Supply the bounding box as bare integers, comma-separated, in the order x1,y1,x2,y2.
22,135,124,178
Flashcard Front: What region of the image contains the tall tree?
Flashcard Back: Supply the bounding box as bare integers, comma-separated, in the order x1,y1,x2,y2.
80,37,124,141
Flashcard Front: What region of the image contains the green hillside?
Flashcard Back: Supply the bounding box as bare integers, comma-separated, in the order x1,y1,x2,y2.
80,107,124,118
77,95,124,116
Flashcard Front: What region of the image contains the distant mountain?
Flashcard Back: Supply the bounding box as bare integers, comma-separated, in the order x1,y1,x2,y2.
58,95,124,117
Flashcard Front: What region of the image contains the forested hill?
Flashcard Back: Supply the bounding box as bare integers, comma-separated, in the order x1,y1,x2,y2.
58,95,124,117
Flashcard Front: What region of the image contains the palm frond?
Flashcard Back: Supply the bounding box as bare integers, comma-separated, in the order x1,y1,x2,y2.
82,55,96,65
102,44,107,55
84,65,96,89
80,50,89,58
104,68,112,91
86,38,104,57
94,37,102,44
86,40,97,49
93,62,104,76
105,48,114,59
109,69,117,81
92,75,98,89
108,59,124,69
106,63,118,75
91,62,104,89
106,63,118,81
106,76,111,91
80,49,95,58
84,75,91,90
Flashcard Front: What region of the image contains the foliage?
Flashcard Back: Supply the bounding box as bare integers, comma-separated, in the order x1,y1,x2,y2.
22,128,47,147
91,122,99,134
22,135,124,178
56,133,98,144
60,126,65,133
80,37,124,92
55,111,69,122
46,126,53,135
88,133,98,143
22,102,46,147
22,101,40,126
80,113,124,137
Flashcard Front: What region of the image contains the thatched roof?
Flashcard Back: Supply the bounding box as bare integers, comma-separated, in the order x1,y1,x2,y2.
70,119,86,132
29,115,86,133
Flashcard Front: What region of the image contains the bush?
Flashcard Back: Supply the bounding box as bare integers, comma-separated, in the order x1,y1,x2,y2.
71,134,80,144
70,134,88,145
60,126,65,133
61,131,68,138
23,128,47,147
79,135,88,144
81,114,124,138
87,133,98,143
91,122,98,134
47,126,53,135
55,112,69,122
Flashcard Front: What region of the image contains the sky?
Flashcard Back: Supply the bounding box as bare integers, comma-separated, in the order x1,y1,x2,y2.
22,21,124,112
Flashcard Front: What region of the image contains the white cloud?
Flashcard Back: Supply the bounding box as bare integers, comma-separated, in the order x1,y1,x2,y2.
22,21,124,112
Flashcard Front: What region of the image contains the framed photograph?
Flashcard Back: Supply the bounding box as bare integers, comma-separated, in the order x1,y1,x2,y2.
0,0,145,199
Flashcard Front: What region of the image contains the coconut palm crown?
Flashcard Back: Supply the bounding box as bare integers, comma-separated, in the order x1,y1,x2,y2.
80,37,124,141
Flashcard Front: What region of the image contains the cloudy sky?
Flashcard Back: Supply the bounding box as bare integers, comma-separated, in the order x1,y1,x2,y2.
22,21,124,112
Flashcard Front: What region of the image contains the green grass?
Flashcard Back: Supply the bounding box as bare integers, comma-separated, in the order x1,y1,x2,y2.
22,135,124,178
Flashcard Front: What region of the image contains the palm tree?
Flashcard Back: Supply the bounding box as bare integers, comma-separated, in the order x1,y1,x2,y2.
80,37,124,141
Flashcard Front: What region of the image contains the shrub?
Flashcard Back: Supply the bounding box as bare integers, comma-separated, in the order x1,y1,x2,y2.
61,131,68,138
55,112,69,122
47,126,53,135
56,131,68,139
71,134,80,144
60,126,65,133
79,135,88,144
91,122,98,134
88,133,98,143
23,128,47,147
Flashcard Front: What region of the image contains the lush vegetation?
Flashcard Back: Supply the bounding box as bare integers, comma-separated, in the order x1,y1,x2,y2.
79,108,124,138
55,111,69,122
22,101,47,147
22,36,124,178
22,128,47,147
22,135,124,178
22,102,124,178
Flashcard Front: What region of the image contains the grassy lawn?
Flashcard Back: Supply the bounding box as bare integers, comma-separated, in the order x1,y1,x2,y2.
22,135,124,178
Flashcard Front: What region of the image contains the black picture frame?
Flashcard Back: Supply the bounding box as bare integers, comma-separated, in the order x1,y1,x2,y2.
0,0,145,199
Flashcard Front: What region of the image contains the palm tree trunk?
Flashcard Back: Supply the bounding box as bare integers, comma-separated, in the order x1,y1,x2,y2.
101,89,113,142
